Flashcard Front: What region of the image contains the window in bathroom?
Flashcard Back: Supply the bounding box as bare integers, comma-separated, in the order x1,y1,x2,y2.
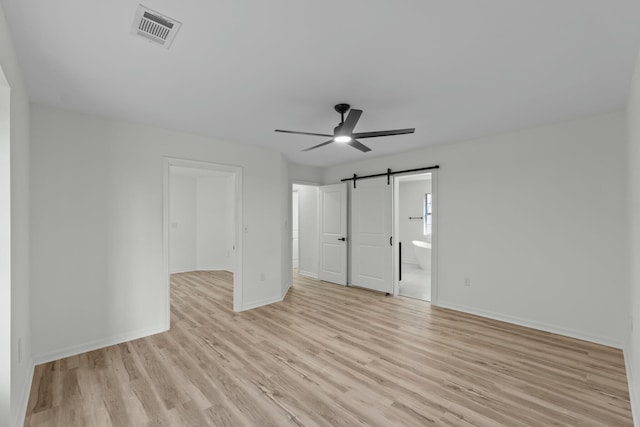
423,193,432,235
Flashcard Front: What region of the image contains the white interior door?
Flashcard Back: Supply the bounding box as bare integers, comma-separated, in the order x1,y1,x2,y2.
318,183,347,285
351,177,393,293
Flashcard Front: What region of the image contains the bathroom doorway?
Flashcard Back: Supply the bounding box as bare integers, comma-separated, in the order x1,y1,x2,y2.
394,173,435,302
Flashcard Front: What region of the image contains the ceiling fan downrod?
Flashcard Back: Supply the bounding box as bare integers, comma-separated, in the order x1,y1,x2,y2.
334,103,350,124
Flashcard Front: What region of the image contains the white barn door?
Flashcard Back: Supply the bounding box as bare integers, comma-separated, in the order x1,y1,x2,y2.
351,177,393,293
318,183,347,285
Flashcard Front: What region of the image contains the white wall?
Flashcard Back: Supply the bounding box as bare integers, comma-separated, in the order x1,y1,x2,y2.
324,112,628,347
296,185,319,278
399,179,431,264
169,173,235,274
30,104,289,362
0,2,31,425
626,46,640,426
280,156,292,298
289,162,323,183
169,175,197,273
196,175,234,271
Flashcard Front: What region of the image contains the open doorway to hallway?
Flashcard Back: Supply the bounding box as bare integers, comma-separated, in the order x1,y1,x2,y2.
291,183,319,279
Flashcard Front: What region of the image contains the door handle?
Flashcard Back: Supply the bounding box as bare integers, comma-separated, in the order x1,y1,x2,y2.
390,236,393,246
338,237,346,241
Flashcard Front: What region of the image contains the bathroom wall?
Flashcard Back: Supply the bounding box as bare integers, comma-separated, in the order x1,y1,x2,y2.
399,179,432,264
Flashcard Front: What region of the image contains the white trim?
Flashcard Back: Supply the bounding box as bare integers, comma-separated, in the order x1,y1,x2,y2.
393,177,399,296
163,157,243,315
169,268,199,274
0,67,9,427
436,300,624,349
12,360,34,427
32,325,167,366
170,268,235,275
298,270,318,279
196,265,233,272
430,170,439,305
241,284,290,311
624,347,640,427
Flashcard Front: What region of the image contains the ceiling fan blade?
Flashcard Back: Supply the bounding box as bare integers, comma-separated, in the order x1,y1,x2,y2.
352,128,415,139
302,139,334,152
275,129,332,138
347,139,371,153
339,109,363,135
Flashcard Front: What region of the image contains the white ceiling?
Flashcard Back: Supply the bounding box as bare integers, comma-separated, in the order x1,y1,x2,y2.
3,1,640,168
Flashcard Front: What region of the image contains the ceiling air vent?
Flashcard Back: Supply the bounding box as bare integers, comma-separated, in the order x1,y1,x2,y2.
131,5,181,49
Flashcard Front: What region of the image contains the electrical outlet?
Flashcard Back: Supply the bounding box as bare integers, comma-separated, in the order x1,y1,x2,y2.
464,277,471,287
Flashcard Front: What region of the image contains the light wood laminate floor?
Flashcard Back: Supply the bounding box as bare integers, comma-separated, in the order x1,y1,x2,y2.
24,271,633,426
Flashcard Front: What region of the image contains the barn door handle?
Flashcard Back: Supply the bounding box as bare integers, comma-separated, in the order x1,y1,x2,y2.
390,236,393,246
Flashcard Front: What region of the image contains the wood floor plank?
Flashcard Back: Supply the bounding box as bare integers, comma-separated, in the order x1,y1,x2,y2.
24,270,633,426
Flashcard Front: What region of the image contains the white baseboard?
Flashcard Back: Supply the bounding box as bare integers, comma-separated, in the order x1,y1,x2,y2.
32,325,168,366
169,268,198,274
12,360,34,427
197,266,234,272
298,270,318,279
436,300,624,349
241,285,290,311
624,346,639,427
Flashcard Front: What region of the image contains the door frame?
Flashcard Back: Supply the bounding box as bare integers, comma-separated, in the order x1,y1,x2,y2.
392,171,438,304
163,157,244,323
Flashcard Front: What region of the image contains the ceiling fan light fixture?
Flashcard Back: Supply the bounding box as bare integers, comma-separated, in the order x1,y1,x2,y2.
334,135,352,143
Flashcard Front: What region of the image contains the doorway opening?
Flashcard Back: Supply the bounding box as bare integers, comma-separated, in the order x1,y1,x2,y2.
163,158,243,324
291,183,320,279
394,172,435,302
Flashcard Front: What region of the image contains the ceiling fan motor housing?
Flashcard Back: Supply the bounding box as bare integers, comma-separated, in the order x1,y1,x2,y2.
334,103,351,114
